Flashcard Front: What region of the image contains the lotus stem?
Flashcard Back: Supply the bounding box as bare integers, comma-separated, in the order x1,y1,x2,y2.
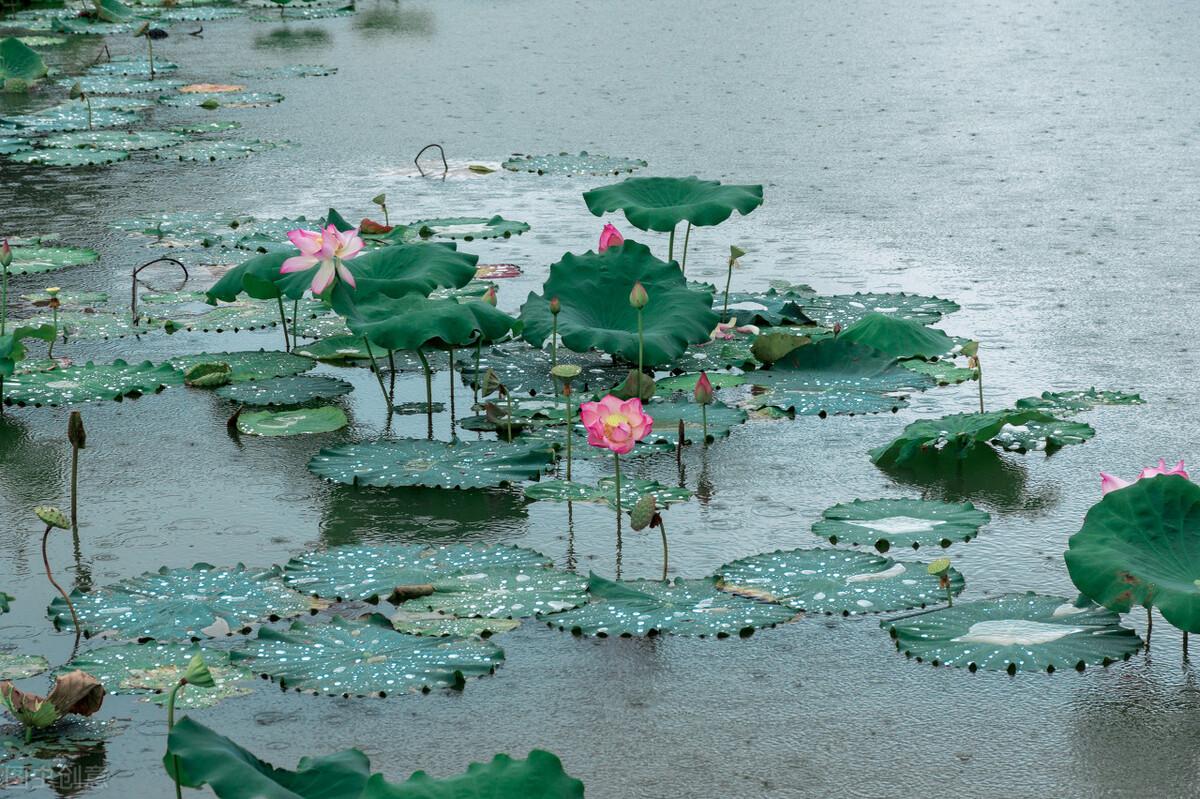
146,35,154,80
387,350,396,403
613,451,622,538
473,339,482,406
1,264,8,335
658,517,668,581
503,390,514,443
84,94,93,131
1146,609,1152,652
167,679,187,799
941,574,953,607
291,298,299,347
276,296,290,352
680,223,692,273
47,305,58,358
363,337,392,416
722,261,733,320
448,347,456,437
43,524,81,650
1185,631,1189,662
417,348,434,440
550,314,558,372
563,383,573,481
668,225,676,264
701,403,708,444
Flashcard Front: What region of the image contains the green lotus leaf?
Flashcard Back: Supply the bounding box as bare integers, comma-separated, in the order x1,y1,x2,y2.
869,409,1066,466
402,215,529,242
168,351,315,383
159,91,284,108
1065,475,1200,632
20,290,108,305
390,611,520,638
0,136,32,155
64,76,182,95
3,359,182,407
882,593,1141,673
184,362,232,388
0,592,11,613
283,543,552,602
229,614,503,697
837,313,960,359
717,548,962,615
232,64,337,79
458,343,626,398
669,336,759,372
168,139,284,162
343,294,516,352
543,573,794,638
40,128,184,151
87,55,177,76
1015,388,1145,415
748,386,908,418
0,653,49,680
401,565,588,620
0,103,139,132
113,211,254,246
63,643,252,708
899,357,978,386
292,335,391,363
93,0,134,23
518,241,718,365
752,337,933,395
308,438,556,489
173,120,243,134
796,292,960,328
6,244,99,275
655,371,746,393
583,176,763,232
0,324,56,376
639,398,747,444
14,36,67,48
722,288,816,327
0,37,48,82
216,375,353,406
47,563,318,641
24,310,167,339
813,498,991,552
458,399,565,434
524,477,692,510
236,407,348,437
991,418,1095,452
502,151,646,176
152,298,326,334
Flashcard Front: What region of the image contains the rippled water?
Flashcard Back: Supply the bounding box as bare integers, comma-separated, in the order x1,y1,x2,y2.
2,0,1199,796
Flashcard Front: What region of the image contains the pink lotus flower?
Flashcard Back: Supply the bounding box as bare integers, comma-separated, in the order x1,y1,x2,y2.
694,371,713,405
708,317,760,342
580,394,653,455
599,223,624,252
1100,459,1189,495
280,225,363,296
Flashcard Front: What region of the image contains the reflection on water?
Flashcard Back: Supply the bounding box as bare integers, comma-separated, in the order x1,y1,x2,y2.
352,4,434,38
319,483,529,546
253,27,332,50
878,446,1060,513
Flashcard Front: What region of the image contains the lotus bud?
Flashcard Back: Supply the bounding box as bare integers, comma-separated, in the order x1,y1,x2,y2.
629,281,649,310
629,494,657,531
694,371,713,405
832,322,842,337
599,223,623,252
67,411,85,450
182,653,216,688
69,82,83,100
482,286,497,307
549,296,561,315
0,240,11,268
35,506,70,530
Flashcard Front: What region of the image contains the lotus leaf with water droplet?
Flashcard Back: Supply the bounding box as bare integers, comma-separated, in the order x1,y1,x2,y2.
813,498,990,551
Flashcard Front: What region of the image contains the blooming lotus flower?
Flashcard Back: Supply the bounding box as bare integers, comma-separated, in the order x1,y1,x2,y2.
599,223,624,252
280,225,363,296
1100,459,1189,495
580,394,653,455
709,317,760,341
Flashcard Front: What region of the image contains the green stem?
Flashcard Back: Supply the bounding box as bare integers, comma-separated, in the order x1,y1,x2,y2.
1,265,9,335
43,525,80,649
146,35,154,79
636,308,644,381
85,95,92,131
550,315,558,371
613,451,622,536
944,579,954,608
504,391,513,443
276,296,290,352
363,337,392,415
48,307,58,358
977,357,984,414
658,518,668,581
387,350,397,404
167,680,186,799
722,262,733,320
701,403,708,444
680,223,692,274
383,206,389,227
473,340,482,406
417,348,433,440
71,444,79,530
667,225,676,264
448,347,456,437
564,387,573,481
291,298,299,347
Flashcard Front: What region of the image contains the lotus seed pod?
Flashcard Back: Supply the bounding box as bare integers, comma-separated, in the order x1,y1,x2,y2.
371,193,386,207
729,245,746,265
629,494,657,531
629,281,649,310
927,557,951,576
67,411,85,449
35,506,70,530
961,340,979,357
69,82,83,100
550,364,581,381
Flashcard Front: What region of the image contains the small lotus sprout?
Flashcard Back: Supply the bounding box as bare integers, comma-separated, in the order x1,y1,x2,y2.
927,557,953,607
580,395,654,540
68,411,85,529
69,82,93,130
548,296,561,370
481,368,514,442
693,371,713,443
551,364,581,480
166,654,215,799
371,193,389,226
36,506,81,646
43,287,61,358
721,245,746,318
630,494,669,580
962,340,982,412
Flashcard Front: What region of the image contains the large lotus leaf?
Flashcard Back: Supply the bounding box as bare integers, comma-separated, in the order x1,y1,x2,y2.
0,653,49,680
0,103,139,132
1015,388,1145,415
813,498,991,552
583,176,763,232
168,139,285,162
519,241,718,365
230,614,503,696
722,288,816,327
283,543,551,602
343,293,516,352
404,566,588,619
390,611,520,638
655,371,747,393
65,76,182,94
402,215,529,242
0,38,48,82
900,358,978,386
882,593,1141,673
113,211,254,247
20,289,108,305
48,563,317,641
838,313,959,359
168,351,315,382
6,244,99,275
3,359,182,407
637,398,747,444
753,337,932,394
41,129,184,151
521,427,677,461
797,292,960,328
991,418,1095,452
524,478,692,510
869,409,1063,466
216,375,352,406
364,750,584,799
9,147,129,166
502,151,646,176
458,344,627,399
748,386,908,418
543,573,794,638
1065,475,1200,632
64,643,251,708
717,549,961,615
155,298,327,334
88,55,177,77
154,6,245,20
237,407,348,437
309,438,557,489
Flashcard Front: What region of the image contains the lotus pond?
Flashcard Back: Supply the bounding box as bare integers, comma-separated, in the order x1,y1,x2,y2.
1,1,1199,797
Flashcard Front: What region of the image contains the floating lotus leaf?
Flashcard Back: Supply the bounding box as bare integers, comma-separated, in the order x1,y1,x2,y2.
14,36,67,48
343,293,516,352
165,717,584,798
655,371,747,393
519,241,718,366
524,478,692,510
837,313,960,359
813,498,990,551
583,176,763,232
502,151,646,176
48,563,317,641
458,344,625,398
3,359,182,407
154,6,244,20
669,337,759,372
216,375,353,406
232,64,337,79
390,612,520,638
0,136,32,155
752,337,932,395
292,335,390,363
87,55,177,76
156,298,326,333
113,210,254,246
168,351,315,382
284,543,551,602
1015,388,1145,415
458,399,565,433
159,91,284,108
717,548,961,615
174,120,242,134
291,313,352,339
404,215,529,241
1065,475,1200,632
0,653,49,680
798,292,960,328
236,407,348,437
64,76,182,94
93,0,134,23
899,358,978,386
0,103,139,132
748,387,908,418
229,614,503,697
9,147,128,166
41,129,184,151
63,643,252,708
275,4,355,19
168,138,284,161
639,398,747,444
869,409,1066,466
543,573,793,638
21,290,108,306
402,566,588,620
22,310,165,340
6,244,99,275
0,38,48,83
308,438,556,489
522,427,676,461
882,593,1141,673
991,418,1095,452
721,288,816,327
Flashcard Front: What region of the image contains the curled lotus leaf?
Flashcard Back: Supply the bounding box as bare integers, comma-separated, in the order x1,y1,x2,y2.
0,37,48,83
0,653,49,680
869,409,1067,467
518,241,719,366
5,244,99,276
502,151,646,176
3,359,183,407
717,548,962,615
168,351,315,383
524,478,692,510
0,592,11,613
582,175,763,232
721,288,816,327
899,358,978,386
229,614,503,697
404,566,589,620
882,593,1141,673
390,611,520,638
837,313,961,359
403,215,530,241
1015,388,1145,415
63,643,252,708
342,293,517,352
543,573,794,638
236,407,349,437
796,292,960,328
47,563,319,641
813,498,991,552
215,375,353,406
991,418,1095,452
283,543,551,602
308,438,556,489
1065,475,1200,633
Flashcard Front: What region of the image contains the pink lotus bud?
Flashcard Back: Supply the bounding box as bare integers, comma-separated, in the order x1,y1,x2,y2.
0,239,10,268
832,322,842,336
482,286,497,306
629,281,648,310
694,372,713,405
599,223,624,252
549,296,561,315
